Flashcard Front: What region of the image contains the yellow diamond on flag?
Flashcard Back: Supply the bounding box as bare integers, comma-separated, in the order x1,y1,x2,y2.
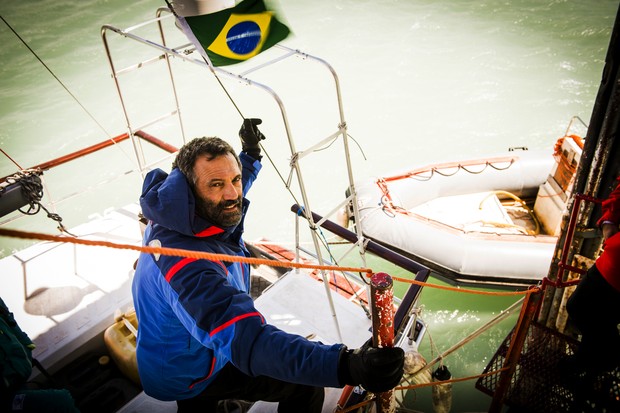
207,12,273,60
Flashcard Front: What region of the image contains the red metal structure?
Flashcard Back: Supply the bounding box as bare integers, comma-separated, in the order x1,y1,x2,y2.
370,272,396,413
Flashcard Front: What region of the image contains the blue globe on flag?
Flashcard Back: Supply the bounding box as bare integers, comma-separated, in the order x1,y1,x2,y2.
226,21,262,55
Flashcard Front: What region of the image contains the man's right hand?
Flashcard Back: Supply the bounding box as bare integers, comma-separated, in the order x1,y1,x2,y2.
338,344,405,393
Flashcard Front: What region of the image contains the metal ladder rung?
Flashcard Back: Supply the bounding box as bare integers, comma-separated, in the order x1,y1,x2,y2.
114,55,167,76
294,129,343,162
132,110,179,132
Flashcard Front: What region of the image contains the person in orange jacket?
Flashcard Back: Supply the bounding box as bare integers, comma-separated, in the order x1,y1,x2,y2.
566,176,620,374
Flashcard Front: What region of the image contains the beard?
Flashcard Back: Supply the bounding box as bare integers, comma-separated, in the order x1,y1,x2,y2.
195,196,243,228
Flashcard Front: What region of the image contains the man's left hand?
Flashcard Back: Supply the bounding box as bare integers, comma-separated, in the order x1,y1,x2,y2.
239,118,266,160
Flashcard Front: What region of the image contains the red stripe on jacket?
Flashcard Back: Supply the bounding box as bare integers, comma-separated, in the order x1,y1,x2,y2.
164,258,227,282
195,226,225,237
189,357,217,389
210,312,265,337
165,258,197,282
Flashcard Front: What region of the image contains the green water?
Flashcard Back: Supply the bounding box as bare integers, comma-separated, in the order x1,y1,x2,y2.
1,0,617,252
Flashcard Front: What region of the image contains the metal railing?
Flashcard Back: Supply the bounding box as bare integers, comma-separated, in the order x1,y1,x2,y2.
100,8,372,341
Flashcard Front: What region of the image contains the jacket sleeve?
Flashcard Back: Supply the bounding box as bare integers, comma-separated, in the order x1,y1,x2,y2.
239,152,261,197
597,177,620,226
234,317,344,388
163,257,343,388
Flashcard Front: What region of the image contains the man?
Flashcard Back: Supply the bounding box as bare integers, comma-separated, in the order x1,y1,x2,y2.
566,176,620,374
132,119,404,412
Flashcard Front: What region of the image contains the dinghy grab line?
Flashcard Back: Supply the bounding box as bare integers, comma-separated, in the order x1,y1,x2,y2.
379,156,518,183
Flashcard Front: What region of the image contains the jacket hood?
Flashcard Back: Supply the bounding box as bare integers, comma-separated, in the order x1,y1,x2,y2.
140,168,243,238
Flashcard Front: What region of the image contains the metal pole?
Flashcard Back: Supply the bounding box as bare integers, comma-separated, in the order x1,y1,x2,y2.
370,272,396,413
488,287,543,413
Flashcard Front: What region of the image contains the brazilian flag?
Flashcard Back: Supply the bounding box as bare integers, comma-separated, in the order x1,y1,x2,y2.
185,0,291,66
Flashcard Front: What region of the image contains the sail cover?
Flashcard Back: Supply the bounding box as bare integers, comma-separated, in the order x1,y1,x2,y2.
172,0,291,66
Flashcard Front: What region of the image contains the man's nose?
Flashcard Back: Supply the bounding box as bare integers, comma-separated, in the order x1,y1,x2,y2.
223,182,240,199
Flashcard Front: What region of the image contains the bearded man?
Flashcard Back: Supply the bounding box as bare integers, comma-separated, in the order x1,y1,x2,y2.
132,119,404,412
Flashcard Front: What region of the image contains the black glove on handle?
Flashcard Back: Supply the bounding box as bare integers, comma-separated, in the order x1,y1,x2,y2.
239,118,266,160
338,344,405,393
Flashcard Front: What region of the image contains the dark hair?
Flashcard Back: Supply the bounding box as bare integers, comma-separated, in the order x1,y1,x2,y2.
172,137,240,188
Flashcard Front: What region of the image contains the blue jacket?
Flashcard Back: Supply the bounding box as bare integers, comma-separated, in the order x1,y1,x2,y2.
132,152,343,401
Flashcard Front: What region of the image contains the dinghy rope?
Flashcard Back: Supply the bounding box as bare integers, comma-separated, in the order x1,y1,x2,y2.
479,190,541,235
379,157,517,183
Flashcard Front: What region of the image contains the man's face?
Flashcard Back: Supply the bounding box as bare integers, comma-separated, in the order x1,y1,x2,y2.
193,153,243,227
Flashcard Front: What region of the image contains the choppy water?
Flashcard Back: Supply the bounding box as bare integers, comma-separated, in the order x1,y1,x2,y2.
1,0,618,411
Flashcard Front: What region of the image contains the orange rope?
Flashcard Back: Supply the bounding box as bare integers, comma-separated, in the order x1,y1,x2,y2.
391,275,540,296
0,227,541,297
0,228,373,275
335,396,376,413
396,366,509,390
334,367,509,412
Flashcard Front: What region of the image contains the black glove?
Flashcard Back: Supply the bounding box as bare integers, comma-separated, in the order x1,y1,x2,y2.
239,118,266,160
338,343,405,393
